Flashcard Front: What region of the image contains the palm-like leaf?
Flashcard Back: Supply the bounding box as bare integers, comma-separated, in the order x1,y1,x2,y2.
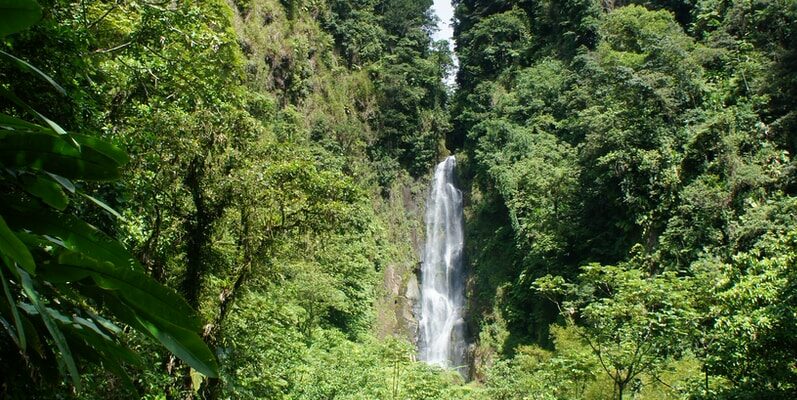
0,1,220,388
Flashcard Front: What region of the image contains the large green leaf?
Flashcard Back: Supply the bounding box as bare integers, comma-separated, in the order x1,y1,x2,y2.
20,174,69,210
0,113,48,132
63,258,219,377
136,315,219,378
72,134,129,166
80,193,124,220
0,215,35,273
3,208,141,272
0,132,121,181
0,0,42,38
57,252,201,330
76,284,219,378
37,261,92,283
45,172,75,193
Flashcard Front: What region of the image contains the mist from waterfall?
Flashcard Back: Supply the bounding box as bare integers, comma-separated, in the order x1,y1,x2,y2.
418,156,467,374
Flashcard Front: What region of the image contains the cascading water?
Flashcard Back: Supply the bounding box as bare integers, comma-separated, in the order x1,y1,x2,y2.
418,156,467,374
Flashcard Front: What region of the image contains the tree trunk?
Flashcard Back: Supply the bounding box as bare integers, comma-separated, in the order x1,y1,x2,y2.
183,157,211,308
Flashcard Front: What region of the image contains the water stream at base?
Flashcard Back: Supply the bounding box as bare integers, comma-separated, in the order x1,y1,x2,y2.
418,156,467,375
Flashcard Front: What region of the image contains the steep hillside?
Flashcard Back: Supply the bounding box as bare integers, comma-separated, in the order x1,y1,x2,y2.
453,0,797,398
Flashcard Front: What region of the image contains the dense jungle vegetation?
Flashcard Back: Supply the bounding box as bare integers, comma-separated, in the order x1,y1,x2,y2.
0,0,795,399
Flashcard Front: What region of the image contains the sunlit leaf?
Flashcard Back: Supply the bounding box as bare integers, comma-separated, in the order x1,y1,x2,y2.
44,172,76,193
0,88,76,147
80,193,125,221
0,132,121,180
136,315,219,378
0,113,48,132
76,284,219,378
20,174,69,210
57,252,201,330
3,208,141,272
72,134,129,166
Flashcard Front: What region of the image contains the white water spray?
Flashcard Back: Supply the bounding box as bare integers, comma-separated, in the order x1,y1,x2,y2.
418,156,467,373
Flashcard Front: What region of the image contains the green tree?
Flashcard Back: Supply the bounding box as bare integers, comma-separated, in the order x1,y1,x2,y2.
457,8,531,88
537,260,696,400
691,221,797,397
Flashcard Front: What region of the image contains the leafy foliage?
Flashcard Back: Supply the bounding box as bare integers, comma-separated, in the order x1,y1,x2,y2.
454,1,797,398
0,1,218,394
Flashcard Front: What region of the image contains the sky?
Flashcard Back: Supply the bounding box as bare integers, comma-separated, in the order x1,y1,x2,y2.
431,0,455,48
430,0,458,86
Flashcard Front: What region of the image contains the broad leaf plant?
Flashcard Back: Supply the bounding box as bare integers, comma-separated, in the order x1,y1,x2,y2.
0,0,218,391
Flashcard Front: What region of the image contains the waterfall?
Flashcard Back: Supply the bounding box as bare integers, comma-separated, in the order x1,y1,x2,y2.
418,156,467,374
